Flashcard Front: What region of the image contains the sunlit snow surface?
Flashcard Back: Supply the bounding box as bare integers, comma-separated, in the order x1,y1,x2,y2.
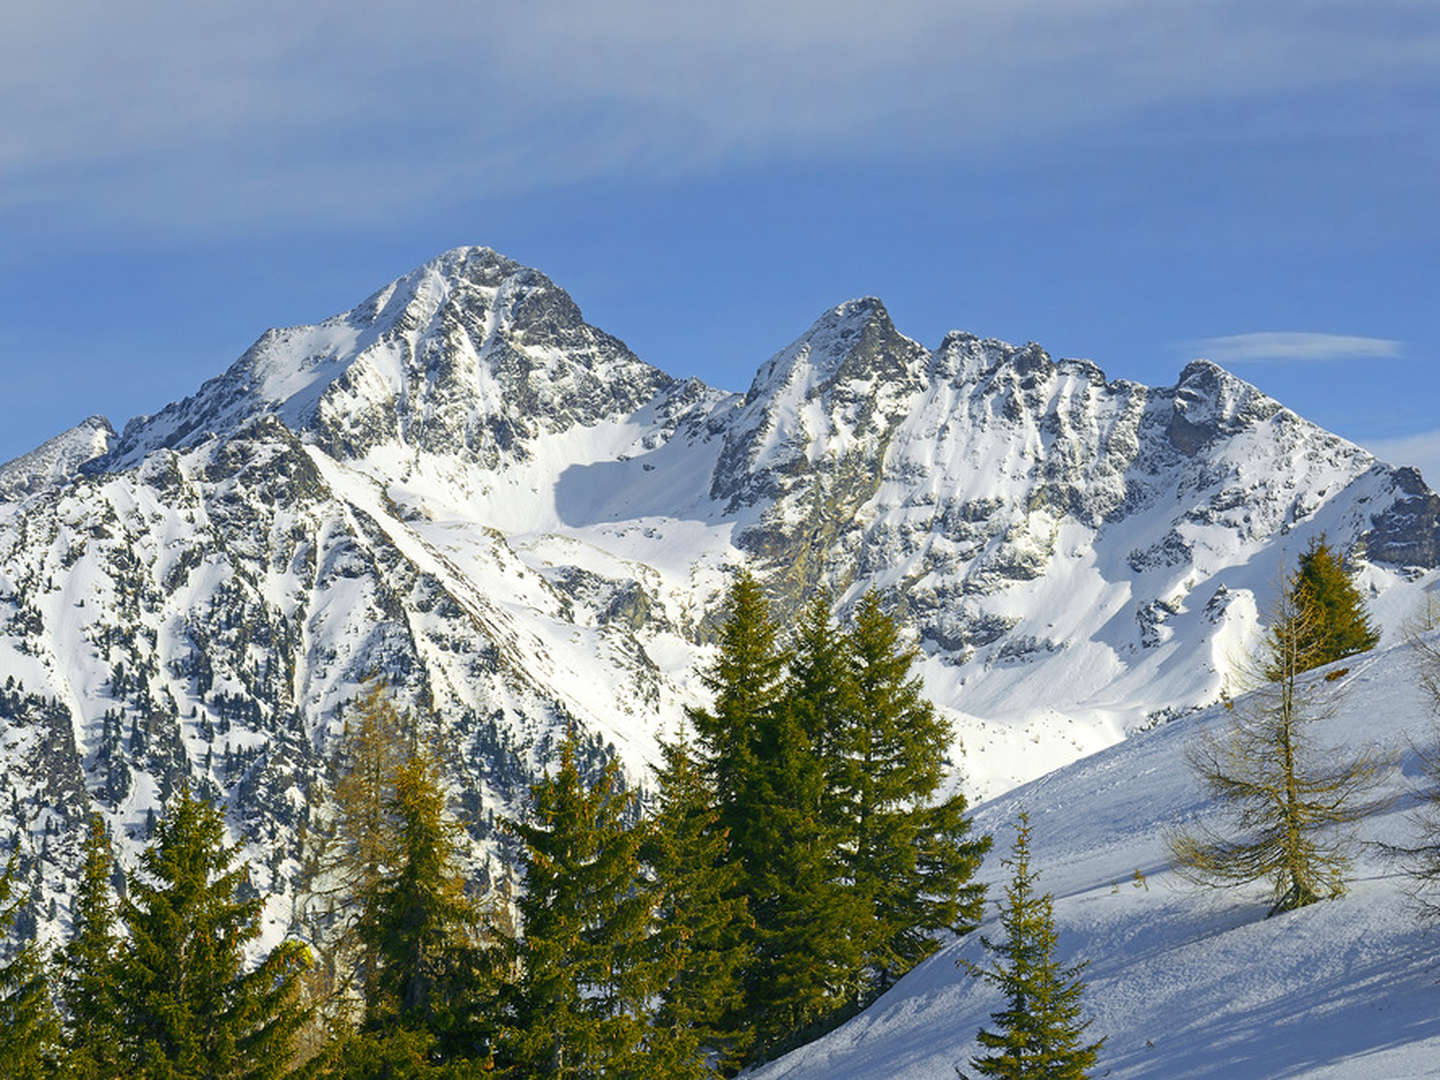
752,639,1440,1080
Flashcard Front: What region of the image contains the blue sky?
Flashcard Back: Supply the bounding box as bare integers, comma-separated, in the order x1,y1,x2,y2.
2,1,1436,475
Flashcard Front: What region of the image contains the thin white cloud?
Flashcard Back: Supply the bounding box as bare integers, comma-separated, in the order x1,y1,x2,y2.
1187,332,1404,365
1367,430,1440,487
0,0,1436,229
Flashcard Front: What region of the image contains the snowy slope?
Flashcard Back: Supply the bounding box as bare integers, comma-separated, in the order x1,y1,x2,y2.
752,637,1440,1080
2,244,1438,955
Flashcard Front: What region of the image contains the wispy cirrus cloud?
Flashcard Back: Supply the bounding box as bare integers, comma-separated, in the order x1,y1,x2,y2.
1187,331,1405,365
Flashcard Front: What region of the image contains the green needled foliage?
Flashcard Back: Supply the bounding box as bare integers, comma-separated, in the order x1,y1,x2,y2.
684,581,989,1064
59,813,122,1079
508,728,655,1078
687,571,790,882
116,787,310,1080
843,591,990,996
1286,536,1380,674
642,727,750,1077
742,594,863,1056
0,857,61,1080
964,814,1102,1080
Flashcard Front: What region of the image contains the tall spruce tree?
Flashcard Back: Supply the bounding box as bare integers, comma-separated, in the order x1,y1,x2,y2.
0,856,61,1080
689,579,867,1061
687,572,789,878
641,726,750,1076
842,591,989,996
756,594,868,1027
1289,536,1380,671
964,814,1102,1080
116,787,310,1079
508,728,655,1077
739,670,862,1061
59,813,122,1078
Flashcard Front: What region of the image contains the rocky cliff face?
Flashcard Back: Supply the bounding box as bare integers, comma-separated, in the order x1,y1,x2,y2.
1,246,1433,949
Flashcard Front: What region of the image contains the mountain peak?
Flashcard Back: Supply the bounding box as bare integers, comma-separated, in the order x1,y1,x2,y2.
0,414,114,500
741,296,912,405
100,246,668,469
1168,358,1281,455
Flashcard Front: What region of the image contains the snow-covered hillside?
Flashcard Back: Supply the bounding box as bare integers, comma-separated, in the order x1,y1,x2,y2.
753,636,1440,1080
1,243,1438,952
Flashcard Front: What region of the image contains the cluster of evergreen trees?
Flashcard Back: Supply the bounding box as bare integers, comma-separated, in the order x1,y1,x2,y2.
486,576,994,1074
0,576,996,1077
0,797,309,1079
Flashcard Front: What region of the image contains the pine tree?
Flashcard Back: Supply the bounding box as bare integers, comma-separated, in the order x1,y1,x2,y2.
59,813,122,1078
0,857,61,1080
508,728,655,1077
641,727,750,1076
842,591,989,996
357,746,497,1068
1169,589,1390,914
1286,536,1380,673
963,814,1102,1080
116,787,310,1079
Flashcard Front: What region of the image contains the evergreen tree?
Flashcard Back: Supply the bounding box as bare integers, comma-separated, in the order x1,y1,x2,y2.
357,746,497,1068
963,813,1102,1080
687,572,790,875
1169,589,1390,914
116,787,310,1079
1286,536,1380,673
684,573,797,1057
59,813,122,1079
788,593,861,844
641,727,750,1076
841,591,989,996
507,728,655,1077
740,593,866,1050
0,856,61,1080
689,580,869,1061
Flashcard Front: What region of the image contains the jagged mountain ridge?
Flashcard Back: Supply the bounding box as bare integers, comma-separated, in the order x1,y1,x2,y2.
1,245,1435,952
0,415,114,501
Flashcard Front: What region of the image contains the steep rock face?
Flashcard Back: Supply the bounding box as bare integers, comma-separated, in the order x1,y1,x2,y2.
105,248,674,471
0,245,1435,952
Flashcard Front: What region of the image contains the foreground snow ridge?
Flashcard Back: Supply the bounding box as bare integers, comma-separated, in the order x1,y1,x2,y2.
753,638,1440,1080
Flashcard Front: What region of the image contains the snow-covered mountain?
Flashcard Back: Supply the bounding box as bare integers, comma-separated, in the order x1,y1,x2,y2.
1,245,1436,950
751,635,1440,1080
0,415,113,501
